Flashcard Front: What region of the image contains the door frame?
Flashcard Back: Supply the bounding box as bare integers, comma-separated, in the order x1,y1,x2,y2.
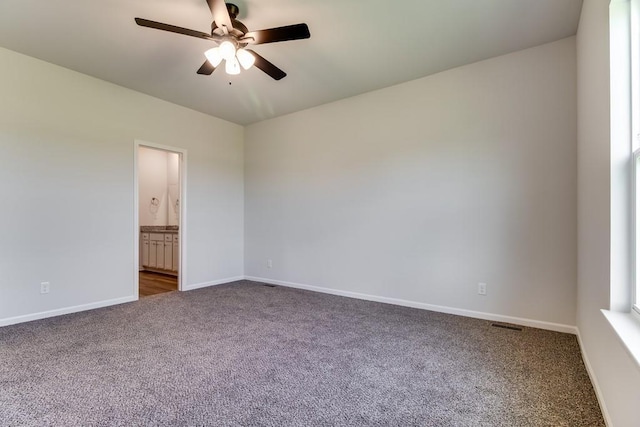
133,140,188,296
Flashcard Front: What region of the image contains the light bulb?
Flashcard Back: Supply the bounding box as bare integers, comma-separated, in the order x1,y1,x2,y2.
236,49,255,70
204,47,223,67
219,41,236,61
225,57,241,75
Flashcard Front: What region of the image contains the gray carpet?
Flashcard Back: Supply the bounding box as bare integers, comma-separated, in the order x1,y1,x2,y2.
0,281,604,426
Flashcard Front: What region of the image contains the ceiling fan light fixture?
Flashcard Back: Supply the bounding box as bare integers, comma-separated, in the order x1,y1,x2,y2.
135,0,311,81
204,47,223,67
236,49,255,70
219,40,236,61
225,57,241,75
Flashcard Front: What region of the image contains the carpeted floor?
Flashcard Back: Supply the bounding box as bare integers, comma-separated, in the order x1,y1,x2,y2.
0,281,604,426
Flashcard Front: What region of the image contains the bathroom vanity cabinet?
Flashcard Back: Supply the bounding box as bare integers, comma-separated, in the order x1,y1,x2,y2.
141,231,179,275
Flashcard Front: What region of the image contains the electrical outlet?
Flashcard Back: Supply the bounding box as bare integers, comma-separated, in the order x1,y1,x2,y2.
40,282,50,294
478,282,487,296
267,259,273,268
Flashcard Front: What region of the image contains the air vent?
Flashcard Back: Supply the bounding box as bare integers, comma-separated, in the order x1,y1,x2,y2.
491,323,523,331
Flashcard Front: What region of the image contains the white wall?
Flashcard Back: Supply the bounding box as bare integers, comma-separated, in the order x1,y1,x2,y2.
137,147,181,226
245,38,577,328
138,146,169,226
0,47,244,324
576,1,640,426
167,152,180,226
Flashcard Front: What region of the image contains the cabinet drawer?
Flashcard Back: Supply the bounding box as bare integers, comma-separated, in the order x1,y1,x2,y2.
150,233,164,241
173,235,179,242
141,233,149,240
164,234,173,242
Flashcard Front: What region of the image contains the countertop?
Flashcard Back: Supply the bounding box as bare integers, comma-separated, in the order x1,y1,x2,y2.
140,226,179,234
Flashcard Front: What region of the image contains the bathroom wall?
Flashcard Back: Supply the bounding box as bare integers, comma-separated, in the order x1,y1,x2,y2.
138,146,180,227
167,152,180,226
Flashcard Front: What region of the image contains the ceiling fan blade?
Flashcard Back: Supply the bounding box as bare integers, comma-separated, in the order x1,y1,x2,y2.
196,60,216,75
242,23,310,45
246,50,286,80
206,0,233,32
135,18,221,42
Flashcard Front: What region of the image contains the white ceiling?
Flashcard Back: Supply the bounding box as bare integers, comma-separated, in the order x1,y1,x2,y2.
0,0,582,125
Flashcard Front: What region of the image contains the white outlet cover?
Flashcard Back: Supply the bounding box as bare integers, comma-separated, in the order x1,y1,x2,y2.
40,282,50,294
478,282,487,295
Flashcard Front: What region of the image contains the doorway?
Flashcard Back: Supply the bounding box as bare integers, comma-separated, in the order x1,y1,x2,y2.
134,141,186,298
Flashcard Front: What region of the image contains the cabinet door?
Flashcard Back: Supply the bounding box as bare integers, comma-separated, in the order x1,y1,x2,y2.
141,240,149,267
149,241,157,267
172,241,179,271
164,241,172,270
156,240,165,269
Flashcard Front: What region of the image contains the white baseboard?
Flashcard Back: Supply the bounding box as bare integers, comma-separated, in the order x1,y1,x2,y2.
244,275,577,335
0,295,137,327
2,276,576,336
575,330,612,427
0,275,245,327
183,276,244,291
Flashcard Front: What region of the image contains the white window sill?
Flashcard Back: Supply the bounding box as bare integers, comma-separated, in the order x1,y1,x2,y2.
601,309,640,370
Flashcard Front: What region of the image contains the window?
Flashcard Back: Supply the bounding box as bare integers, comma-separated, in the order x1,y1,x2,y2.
604,0,640,372
632,0,640,317
634,150,640,315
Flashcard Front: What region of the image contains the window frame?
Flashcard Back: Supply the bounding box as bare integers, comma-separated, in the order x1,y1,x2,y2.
633,0,640,319
633,149,640,317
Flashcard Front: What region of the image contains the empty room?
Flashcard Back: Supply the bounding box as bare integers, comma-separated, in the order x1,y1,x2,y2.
1,0,639,425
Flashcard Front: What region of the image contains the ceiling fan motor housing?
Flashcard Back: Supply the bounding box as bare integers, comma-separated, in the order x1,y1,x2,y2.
211,3,248,37
226,3,239,19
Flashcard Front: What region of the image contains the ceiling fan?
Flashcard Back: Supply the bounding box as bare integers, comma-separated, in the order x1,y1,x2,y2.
135,0,310,81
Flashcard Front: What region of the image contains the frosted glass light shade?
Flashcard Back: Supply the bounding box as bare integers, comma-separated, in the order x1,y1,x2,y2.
225,57,241,75
219,41,236,61
204,47,223,67
236,49,255,70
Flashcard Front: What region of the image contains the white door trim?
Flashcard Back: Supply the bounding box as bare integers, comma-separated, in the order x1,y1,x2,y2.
134,140,187,295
